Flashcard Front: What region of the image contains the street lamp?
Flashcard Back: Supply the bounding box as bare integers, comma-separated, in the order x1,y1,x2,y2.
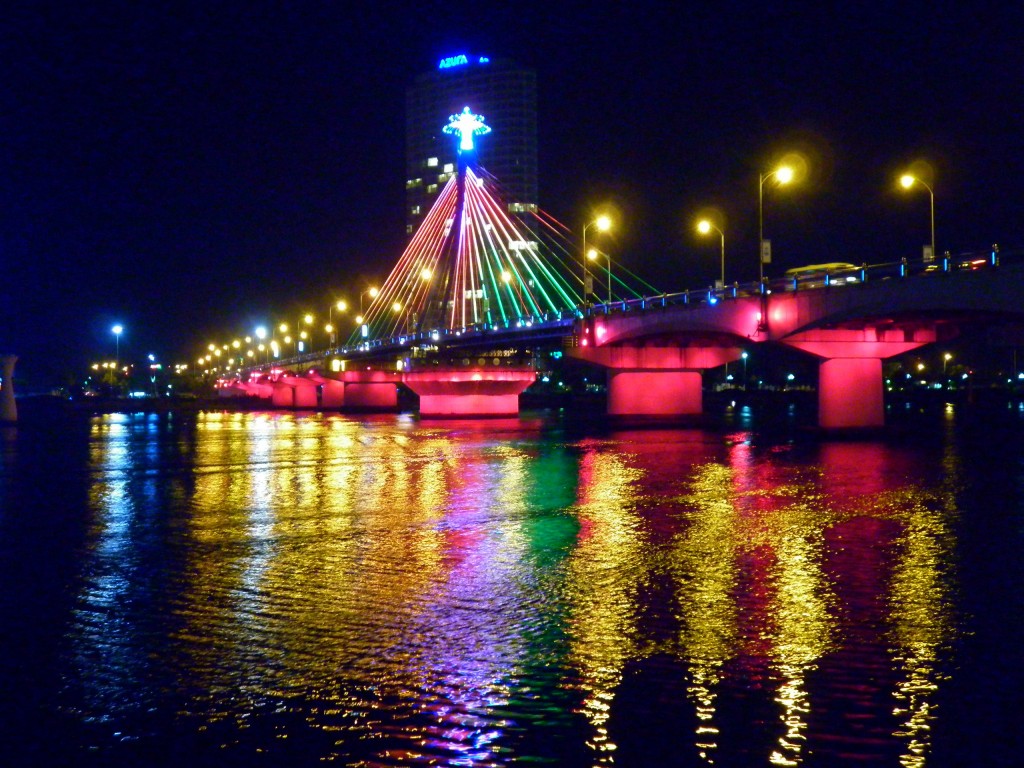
900,173,935,261
112,324,123,364
360,286,379,314
759,165,794,282
582,215,611,307
741,350,749,388
943,352,952,376
697,220,726,287
586,248,613,305
328,300,347,346
301,314,314,352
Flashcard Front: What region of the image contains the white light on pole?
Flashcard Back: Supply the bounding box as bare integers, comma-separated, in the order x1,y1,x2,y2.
112,324,123,364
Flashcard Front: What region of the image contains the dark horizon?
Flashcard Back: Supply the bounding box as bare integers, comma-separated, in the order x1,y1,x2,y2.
4,2,1021,388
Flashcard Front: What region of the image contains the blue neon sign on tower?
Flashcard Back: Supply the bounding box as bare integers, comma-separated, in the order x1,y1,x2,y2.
438,54,490,70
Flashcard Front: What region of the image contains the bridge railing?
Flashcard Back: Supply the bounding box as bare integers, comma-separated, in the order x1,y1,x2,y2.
582,245,1015,318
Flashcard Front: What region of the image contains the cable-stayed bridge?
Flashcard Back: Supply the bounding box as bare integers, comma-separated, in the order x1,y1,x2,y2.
220,107,1024,429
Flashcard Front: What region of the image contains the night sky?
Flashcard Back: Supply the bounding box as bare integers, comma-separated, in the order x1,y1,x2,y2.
4,1,1021,388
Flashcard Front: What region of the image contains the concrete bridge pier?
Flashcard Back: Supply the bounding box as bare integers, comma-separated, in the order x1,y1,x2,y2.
272,375,319,408
571,345,743,418
342,370,401,411
1,355,17,424
782,327,943,429
402,368,535,417
308,373,346,408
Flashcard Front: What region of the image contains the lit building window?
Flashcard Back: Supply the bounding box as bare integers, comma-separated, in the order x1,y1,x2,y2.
427,184,438,193
411,205,421,215
427,157,439,167
443,163,455,173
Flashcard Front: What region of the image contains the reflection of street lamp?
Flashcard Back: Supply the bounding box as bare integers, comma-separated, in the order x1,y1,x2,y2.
759,165,794,282
112,324,123,364
582,215,611,307
697,220,726,286
900,173,935,261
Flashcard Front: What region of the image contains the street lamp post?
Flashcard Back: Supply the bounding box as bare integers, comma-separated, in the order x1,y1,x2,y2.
582,215,611,308
112,324,123,365
586,248,613,306
697,220,726,287
328,300,347,346
360,287,379,314
900,174,935,261
759,165,794,282
301,314,314,353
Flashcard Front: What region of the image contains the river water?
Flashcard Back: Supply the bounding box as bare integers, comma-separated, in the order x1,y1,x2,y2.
1,399,1021,767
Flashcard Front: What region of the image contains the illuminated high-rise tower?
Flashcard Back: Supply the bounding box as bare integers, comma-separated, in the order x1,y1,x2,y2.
405,54,538,236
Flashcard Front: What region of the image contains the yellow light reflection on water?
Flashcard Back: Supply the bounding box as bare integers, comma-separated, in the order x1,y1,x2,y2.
565,443,646,763
671,462,739,765
66,414,963,765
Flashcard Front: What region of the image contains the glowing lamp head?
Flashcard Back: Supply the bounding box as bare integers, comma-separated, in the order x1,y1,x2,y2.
112,324,123,336
336,300,347,312
420,268,432,280
255,326,267,340
355,315,364,325
697,220,712,235
324,323,334,334
776,166,794,184
369,287,379,298
900,174,916,189
279,323,288,333
595,215,611,232
501,271,512,284
392,301,402,313
303,314,313,325
587,248,599,261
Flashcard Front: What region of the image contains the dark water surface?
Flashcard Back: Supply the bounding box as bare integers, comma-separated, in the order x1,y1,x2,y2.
1,401,1022,767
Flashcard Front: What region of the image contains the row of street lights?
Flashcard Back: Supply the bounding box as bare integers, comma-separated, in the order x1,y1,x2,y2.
689,167,937,286
198,285,384,371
